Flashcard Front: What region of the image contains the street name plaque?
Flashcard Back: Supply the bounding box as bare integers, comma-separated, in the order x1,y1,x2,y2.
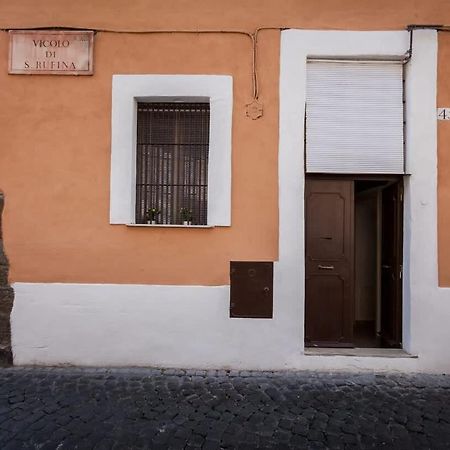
9,30,94,75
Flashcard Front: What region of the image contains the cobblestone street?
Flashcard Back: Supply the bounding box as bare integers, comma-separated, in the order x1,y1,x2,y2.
0,368,449,449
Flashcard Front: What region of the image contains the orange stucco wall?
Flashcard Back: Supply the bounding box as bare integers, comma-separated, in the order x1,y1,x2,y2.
438,32,450,286
0,0,450,285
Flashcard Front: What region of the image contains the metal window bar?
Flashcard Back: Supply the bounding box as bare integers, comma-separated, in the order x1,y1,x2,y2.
135,102,210,225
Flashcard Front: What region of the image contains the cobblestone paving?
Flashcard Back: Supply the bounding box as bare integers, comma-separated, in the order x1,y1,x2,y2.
0,368,449,449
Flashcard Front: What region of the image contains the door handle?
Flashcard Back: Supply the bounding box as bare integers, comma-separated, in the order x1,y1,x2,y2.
318,265,334,270
382,265,392,269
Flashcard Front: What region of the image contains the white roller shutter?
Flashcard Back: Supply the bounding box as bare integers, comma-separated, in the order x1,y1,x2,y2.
305,61,404,174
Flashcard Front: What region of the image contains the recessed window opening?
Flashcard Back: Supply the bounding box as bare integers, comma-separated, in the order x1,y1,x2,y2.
135,102,210,225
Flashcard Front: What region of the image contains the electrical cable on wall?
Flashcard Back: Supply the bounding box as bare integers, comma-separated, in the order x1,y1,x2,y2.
1,25,286,119
2,24,437,118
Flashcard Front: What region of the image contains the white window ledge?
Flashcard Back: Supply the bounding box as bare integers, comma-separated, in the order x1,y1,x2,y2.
126,224,215,229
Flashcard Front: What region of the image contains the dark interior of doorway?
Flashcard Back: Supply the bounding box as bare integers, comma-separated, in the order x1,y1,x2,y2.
354,178,403,348
305,176,403,349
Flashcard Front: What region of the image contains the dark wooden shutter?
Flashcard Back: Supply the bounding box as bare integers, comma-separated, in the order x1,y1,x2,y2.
230,262,273,319
135,102,210,225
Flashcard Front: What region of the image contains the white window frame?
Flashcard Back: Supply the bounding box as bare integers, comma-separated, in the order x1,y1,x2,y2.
110,75,233,226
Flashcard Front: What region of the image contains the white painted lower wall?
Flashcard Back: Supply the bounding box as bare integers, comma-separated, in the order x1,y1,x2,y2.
10,282,319,370
10,30,450,373
10,282,421,371
10,280,449,373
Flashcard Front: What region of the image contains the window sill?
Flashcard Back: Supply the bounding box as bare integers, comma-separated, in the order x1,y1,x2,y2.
126,224,215,229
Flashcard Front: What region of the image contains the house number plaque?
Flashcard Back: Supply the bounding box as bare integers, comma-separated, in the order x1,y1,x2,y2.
9,30,94,75
437,108,450,120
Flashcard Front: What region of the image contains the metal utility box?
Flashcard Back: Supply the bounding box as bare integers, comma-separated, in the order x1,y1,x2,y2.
230,261,273,318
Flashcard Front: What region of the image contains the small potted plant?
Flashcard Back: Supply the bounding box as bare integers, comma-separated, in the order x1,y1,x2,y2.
146,207,160,225
180,207,193,226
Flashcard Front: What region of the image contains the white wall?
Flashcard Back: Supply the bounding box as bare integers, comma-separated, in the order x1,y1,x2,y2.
11,30,450,373
11,282,418,371
402,30,450,365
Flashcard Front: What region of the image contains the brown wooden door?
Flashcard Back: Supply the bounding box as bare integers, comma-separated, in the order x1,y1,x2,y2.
381,181,403,348
305,179,354,347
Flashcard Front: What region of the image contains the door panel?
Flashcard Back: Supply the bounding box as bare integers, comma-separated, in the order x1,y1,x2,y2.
381,181,403,347
307,192,346,260
306,275,346,345
305,179,354,347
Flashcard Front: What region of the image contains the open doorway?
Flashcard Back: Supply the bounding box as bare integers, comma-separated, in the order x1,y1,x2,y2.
305,176,403,349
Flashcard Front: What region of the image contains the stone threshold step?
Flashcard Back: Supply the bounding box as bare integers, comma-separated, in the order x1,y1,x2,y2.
305,347,417,358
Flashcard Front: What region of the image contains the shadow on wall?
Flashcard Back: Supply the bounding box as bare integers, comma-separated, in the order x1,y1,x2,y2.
0,192,13,366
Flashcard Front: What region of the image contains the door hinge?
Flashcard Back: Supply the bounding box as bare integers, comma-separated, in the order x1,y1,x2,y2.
399,264,403,280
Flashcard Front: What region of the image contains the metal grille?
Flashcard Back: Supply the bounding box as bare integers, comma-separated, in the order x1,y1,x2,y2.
135,102,210,225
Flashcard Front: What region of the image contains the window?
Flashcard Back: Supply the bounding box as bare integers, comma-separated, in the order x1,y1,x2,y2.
135,102,210,225
110,75,233,227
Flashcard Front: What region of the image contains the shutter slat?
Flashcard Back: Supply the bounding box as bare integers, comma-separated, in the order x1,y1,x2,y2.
306,62,404,174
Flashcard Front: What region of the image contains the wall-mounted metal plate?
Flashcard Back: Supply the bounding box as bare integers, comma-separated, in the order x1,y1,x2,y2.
230,261,273,319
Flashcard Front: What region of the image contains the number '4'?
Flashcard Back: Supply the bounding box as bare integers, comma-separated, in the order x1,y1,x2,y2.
438,109,449,120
